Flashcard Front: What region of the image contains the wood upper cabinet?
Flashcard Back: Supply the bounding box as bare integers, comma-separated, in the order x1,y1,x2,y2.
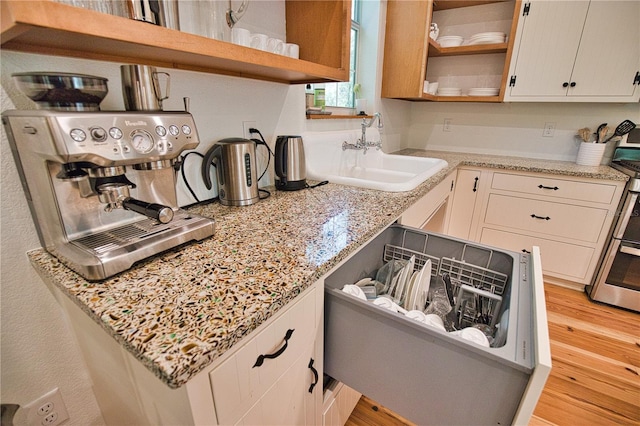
0,0,351,84
381,0,520,102
504,0,640,102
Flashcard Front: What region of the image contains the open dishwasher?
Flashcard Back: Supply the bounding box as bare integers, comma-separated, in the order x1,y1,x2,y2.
324,224,551,425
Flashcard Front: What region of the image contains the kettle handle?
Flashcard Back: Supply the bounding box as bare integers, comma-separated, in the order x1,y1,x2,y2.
202,144,223,190
275,136,287,181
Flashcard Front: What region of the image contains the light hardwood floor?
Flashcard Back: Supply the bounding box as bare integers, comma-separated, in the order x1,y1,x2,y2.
345,283,640,426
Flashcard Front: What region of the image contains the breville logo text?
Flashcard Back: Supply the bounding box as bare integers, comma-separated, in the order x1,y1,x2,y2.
125,120,147,126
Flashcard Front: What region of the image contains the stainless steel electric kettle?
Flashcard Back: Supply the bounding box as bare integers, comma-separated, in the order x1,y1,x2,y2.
275,135,307,191
202,138,259,206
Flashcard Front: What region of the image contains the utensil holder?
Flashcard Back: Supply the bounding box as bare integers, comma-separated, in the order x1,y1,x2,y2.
576,142,606,166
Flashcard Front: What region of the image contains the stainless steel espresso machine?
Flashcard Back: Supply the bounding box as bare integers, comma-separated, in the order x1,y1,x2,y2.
2,110,215,280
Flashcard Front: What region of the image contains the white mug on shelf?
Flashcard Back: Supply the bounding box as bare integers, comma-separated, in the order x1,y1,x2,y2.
250,33,269,51
285,43,299,58
267,37,285,54
231,27,251,47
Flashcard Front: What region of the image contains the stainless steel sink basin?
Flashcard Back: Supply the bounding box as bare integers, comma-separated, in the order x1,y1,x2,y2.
302,130,447,192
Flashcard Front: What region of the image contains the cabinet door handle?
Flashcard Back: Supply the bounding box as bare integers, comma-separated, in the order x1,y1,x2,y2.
253,328,295,368
522,249,531,254
530,214,550,220
570,82,576,87
308,358,319,393
538,184,559,191
562,82,569,88
472,176,479,192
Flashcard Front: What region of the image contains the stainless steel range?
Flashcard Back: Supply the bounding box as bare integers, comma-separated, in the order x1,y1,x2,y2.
2,110,216,281
588,128,640,312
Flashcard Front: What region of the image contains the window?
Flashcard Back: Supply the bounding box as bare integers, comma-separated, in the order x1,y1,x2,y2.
314,0,360,108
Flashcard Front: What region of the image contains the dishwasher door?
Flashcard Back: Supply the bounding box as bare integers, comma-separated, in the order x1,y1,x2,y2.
324,225,550,426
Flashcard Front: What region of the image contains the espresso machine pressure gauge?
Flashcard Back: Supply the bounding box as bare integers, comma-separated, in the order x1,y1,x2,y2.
131,130,154,154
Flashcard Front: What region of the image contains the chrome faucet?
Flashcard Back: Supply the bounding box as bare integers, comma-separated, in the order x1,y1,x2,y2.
342,112,384,153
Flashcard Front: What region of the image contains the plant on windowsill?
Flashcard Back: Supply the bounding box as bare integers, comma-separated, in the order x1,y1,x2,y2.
353,84,367,116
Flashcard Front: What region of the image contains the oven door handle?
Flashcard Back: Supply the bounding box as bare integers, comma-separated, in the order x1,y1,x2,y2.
620,244,640,257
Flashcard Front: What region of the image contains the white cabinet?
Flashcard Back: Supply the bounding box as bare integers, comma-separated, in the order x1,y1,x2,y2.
398,170,456,233
209,284,321,425
448,169,626,288
504,0,640,102
55,279,323,426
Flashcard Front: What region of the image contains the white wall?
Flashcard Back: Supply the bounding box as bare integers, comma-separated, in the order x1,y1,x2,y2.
404,101,640,162
1,83,106,425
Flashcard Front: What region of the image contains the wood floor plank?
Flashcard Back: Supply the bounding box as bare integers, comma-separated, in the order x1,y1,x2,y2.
546,315,640,367
550,340,640,392
534,386,639,426
345,284,640,426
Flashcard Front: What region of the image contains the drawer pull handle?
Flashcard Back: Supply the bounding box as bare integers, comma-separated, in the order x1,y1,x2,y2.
522,249,531,254
253,328,295,368
538,185,559,191
531,214,551,220
308,358,319,393
472,176,479,192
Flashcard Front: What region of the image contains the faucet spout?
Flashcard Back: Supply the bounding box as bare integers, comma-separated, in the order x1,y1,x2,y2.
360,112,383,153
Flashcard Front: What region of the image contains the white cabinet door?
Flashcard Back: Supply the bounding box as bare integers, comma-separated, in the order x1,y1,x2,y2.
238,345,319,426
570,1,640,98
506,0,640,102
209,285,320,425
508,1,588,97
447,168,482,239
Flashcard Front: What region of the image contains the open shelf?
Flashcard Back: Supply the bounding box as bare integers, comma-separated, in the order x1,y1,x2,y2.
428,39,509,57
1,0,351,84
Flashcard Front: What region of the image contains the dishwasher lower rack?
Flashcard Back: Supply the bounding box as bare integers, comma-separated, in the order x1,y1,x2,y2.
382,236,509,331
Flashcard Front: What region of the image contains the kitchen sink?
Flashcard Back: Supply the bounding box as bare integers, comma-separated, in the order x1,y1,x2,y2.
302,130,448,192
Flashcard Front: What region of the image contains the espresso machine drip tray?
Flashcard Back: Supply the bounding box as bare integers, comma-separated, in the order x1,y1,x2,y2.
74,211,198,253
63,210,215,280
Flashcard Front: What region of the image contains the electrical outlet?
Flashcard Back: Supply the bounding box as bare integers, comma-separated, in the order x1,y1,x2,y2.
24,388,69,426
443,118,452,132
543,122,556,137
242,121,257,139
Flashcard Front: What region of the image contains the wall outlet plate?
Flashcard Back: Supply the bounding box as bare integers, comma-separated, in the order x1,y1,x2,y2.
242,121,257,140
24,388,69,426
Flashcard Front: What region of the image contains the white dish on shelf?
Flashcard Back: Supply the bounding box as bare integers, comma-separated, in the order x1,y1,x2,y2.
468,87,499,96
466,33,506,45
437,88,462,96
470,32,506,39
437,36,464,47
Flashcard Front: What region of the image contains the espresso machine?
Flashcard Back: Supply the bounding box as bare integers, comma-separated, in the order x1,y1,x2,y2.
2,110,215,280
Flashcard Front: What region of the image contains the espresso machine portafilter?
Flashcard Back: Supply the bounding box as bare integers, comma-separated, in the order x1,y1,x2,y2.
2,110,215,280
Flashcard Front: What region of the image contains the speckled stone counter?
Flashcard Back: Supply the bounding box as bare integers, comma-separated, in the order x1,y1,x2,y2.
27,149,628,389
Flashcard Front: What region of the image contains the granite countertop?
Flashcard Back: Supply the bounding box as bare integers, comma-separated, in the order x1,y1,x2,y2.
27,150,628,388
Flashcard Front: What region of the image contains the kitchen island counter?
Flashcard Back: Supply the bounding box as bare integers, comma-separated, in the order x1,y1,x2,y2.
27,149,628,389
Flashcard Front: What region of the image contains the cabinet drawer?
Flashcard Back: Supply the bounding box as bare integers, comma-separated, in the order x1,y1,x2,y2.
484,194,608,243
209,287,317,425
491,172,618,204
480,228,595,281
